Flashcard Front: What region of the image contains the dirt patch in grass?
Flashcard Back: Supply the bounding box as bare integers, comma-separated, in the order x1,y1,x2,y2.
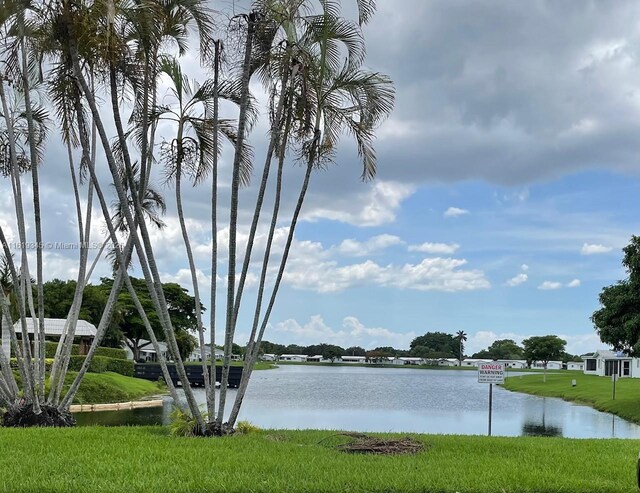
326,432,426,456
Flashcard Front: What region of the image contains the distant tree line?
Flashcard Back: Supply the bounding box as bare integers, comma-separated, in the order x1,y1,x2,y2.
260,331,581,363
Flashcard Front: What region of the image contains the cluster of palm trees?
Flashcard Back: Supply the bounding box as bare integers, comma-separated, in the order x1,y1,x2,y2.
0,0,393,433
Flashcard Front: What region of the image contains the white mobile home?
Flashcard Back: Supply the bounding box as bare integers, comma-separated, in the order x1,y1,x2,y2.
261,353,278,361
567,361,584,371
437,358,459,367
399,357,425,365
583,350,639,378
531,360,563,370
461,358,491,367
279,354,308,362
306,355,324,362
342,355,366,363
499,360,527,369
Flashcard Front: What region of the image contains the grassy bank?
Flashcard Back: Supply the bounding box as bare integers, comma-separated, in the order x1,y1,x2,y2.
0,427,638,492
65,372,164,404
503,372,640,424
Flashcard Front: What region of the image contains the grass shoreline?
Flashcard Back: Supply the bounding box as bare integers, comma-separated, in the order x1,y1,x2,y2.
0,426,639,492
503,372,640,424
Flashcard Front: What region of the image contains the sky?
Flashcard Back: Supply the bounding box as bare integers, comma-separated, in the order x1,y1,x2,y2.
3,0,640,356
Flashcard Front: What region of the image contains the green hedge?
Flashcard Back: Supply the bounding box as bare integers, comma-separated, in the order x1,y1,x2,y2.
45,342,127,360
67,356,134,377
6,355,133,377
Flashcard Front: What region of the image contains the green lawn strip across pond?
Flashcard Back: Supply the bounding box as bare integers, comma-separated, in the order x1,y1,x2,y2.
503,371,640,424
0,427,638,493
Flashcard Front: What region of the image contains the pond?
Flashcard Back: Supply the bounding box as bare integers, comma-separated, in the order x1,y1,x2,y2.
75,365,640,438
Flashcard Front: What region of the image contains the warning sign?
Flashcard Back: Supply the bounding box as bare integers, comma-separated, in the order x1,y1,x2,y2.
478,362,505,384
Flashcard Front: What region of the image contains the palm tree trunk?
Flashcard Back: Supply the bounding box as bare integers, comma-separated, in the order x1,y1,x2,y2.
174,132,212,412
20,41,46,400
60,45,191,415
229,23,330,427
228,158,313,427
206,39,221,420
228,105,293,424
121,274,184,409
105,64,204,429
0,290,19,396
231,58,293,326
218,13,256,427
0,80,37,404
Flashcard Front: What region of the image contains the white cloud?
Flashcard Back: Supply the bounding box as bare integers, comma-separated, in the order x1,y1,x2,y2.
538,281,563,290
444,207,469,218
521,264,529,272
284,255,490,293
581,243,613,255
303,181,415,227
271,315,416,349
408,242,460,254
506,273,528,287
567,279,581,288
337,234,403,256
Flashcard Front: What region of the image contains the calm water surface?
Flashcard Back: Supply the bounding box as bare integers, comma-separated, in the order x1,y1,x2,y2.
75,365,640,438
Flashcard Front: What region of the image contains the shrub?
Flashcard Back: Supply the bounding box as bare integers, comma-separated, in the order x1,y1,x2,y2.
95,347,128,360
106,358,134,377
236,420,261,435
66,356,133,376
45,342,127,360
169,408,199,437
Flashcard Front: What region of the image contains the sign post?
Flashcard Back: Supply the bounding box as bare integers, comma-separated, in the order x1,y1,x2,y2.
478,362,505,436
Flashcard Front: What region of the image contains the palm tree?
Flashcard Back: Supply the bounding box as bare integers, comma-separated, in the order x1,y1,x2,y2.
226,1,394,427
457,330,467,366
153,55,252,419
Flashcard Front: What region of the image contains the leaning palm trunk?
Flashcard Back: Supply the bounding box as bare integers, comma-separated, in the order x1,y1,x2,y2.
65,32,205,427
228,158,313,427
228,106,293,424
217,13,257,427
20,37,46,400
174,143,212,411
0,80,38,406
48,137,92,404
206,39,221,420
105,65,205,428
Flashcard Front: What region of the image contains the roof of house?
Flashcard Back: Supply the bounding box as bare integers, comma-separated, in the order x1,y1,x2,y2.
13,318,97,338
592,350,631,360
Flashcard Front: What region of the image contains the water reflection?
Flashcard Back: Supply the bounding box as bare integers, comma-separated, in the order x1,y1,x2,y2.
75,366,640,438
521,397,563,437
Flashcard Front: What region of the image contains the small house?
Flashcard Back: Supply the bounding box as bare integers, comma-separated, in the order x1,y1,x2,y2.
342,355,366,363
279,354,307,362
399,357,425,365
567,361,584,371
306,355,324,362
261,353,278,361
499,359,527,369
583,350,638,378
12,317,97,355
437,358,459,367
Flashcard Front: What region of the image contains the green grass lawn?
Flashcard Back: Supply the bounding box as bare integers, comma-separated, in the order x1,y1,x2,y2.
0,426,638,492
66,372,165,404
503,371,640,424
